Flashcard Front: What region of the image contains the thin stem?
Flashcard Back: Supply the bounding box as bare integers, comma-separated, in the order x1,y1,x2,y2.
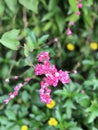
8,51,17,77
22,7,28,28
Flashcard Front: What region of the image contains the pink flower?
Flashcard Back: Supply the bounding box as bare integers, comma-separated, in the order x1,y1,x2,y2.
35,63,49,75
38,52,50,62
69,21,74,26
35,52,71,104
25,77,31,81
76,11,81,16
40,80,49,89
13,91,18,96
67,28,72,35
14,86,20,91
40,87,52,104
59,70,70,84
4,98,10,104
78,3,82,8
9,92,15,99
14,76,19,79
4,83,24,104
73,70,77,74
43,76,59,87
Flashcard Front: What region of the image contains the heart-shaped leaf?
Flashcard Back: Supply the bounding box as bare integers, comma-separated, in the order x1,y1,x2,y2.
0,29,20,50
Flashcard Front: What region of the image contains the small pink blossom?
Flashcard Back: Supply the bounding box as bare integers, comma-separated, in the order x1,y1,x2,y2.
76,11,81,16
59,70,70,84
78,3,82,8
18,83,23,88
40,80,48,89
55,72,59,77
38,52,50,62
13,91,18,96
14,76,19,79
67,28,72,35
73,70,77,74
69,21,74,26
4,98,10,104
9,92,15,99
4,83,25,104
40,87,52,104
25,77,31,81
14,86,20,91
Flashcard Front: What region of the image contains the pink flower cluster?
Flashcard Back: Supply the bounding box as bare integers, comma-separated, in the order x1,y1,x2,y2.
67,0,83,36
4,78,31,104
35,52,70,104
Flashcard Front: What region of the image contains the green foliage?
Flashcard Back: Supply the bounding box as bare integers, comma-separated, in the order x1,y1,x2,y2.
5,0,17,13
0,29,20,50
19,0,39,13
0,0,98,130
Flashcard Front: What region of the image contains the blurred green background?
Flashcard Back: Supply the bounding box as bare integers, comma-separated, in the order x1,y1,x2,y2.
0,0,98,130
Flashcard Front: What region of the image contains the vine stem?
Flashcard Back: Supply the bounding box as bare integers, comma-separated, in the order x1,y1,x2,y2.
22,7,28,27
8,51,17,77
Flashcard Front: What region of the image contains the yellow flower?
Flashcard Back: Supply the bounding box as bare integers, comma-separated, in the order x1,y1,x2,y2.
67,43,75,51
46,100,55,109
21,125,28,130
48,117,58,126
90,42,97,50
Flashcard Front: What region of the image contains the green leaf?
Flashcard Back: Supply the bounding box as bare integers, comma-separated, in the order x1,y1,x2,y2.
92,127,98,130
19,105,28,118
21,91,30,103
1,65,9,78
66,13,79,22
0,0,5,16
42,8,59,22
88,111,98,123
38,34,49,45
55,106,61,121
93,79,98,90
5,0,17,13
0,95,8,103
43,21,52,31
63,99,76,109
32,105,39,114
5,110,16,120
75,94,90,107
48,0,59,11
86,103,98,123
0,29,20,50
0,116,9,125
26,36,34,51
26,28,37,43
66,107,72,119
68,0,79,12
42,12,55,22
24,44,29,57
7,125,20,130
82,60,94,65
55,14,65,33
70,127,82,130
19,0,39,13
